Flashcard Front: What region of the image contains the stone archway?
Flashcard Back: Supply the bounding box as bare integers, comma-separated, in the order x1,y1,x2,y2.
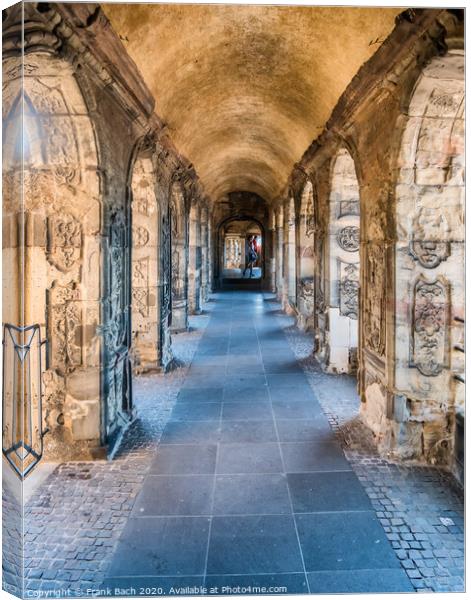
2,52,104,460
324,148,360,373
392,49,464,466
220,217,264,281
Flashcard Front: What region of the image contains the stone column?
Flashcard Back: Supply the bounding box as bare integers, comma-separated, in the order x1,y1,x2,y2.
201,206,209,302
170,182,189,332
131,154,160,372
268,209,276,292
188,203,202,314
275,207,284,301
283,198,296,310
296,181,315,331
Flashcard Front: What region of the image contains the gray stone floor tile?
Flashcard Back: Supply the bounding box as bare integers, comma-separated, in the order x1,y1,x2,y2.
224,375,267,393
207,515,304,575
24,292,464,595
288,472,373,512
160,421,221,444
269,387,317,403
281,441,352,472
267,374,310,387
107,517,210,576
296,512,401,571
276,418,333,442
272,400,325,420
149,444,218,474
221,401,273,421
213,474,291,515
170,402,222,421
132,475,214,516
220,420,278,443
217,443,283,474
223,387,270,403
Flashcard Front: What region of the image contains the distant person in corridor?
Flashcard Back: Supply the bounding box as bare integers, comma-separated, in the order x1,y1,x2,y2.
243,235,258,278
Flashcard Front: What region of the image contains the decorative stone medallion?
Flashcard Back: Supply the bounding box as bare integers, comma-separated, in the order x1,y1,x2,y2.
337,225,360,252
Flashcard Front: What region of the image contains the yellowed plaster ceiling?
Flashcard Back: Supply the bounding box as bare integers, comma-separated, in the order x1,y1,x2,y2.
103,4,401,202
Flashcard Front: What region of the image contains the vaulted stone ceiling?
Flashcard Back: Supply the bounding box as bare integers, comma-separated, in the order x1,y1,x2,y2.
103,4,401,202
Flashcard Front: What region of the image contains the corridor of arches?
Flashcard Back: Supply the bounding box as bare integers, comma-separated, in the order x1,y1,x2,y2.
2,3,464,597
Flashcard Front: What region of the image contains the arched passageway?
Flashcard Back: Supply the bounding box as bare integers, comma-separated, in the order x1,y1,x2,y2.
220,218,263,281
2,5,464,597
324,148,360,374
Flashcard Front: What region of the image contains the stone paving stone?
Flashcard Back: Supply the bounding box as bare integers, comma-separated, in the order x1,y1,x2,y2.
207,515,304,575
296,511,400,572
108,516,211,576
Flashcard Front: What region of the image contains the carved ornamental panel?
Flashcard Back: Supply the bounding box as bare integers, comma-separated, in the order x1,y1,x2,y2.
339,262,359,319
47,281,82,375
411,277,449,376
364,243,385,355
47,214,82,272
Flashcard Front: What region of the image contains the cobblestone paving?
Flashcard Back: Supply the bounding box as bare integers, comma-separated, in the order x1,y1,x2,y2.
272,298,465,594
19,309,211,597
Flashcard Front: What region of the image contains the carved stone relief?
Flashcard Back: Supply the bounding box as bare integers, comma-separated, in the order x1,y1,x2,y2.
411,277,449,376
40,116,79,165
299,277,314,314
365,243,385,356
409,207,450,268
337,225,360,252
47,281,82,376
338,200,360,218
132,288,149,319
47,213,82,272
132,225,150,247
339,262,359,319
